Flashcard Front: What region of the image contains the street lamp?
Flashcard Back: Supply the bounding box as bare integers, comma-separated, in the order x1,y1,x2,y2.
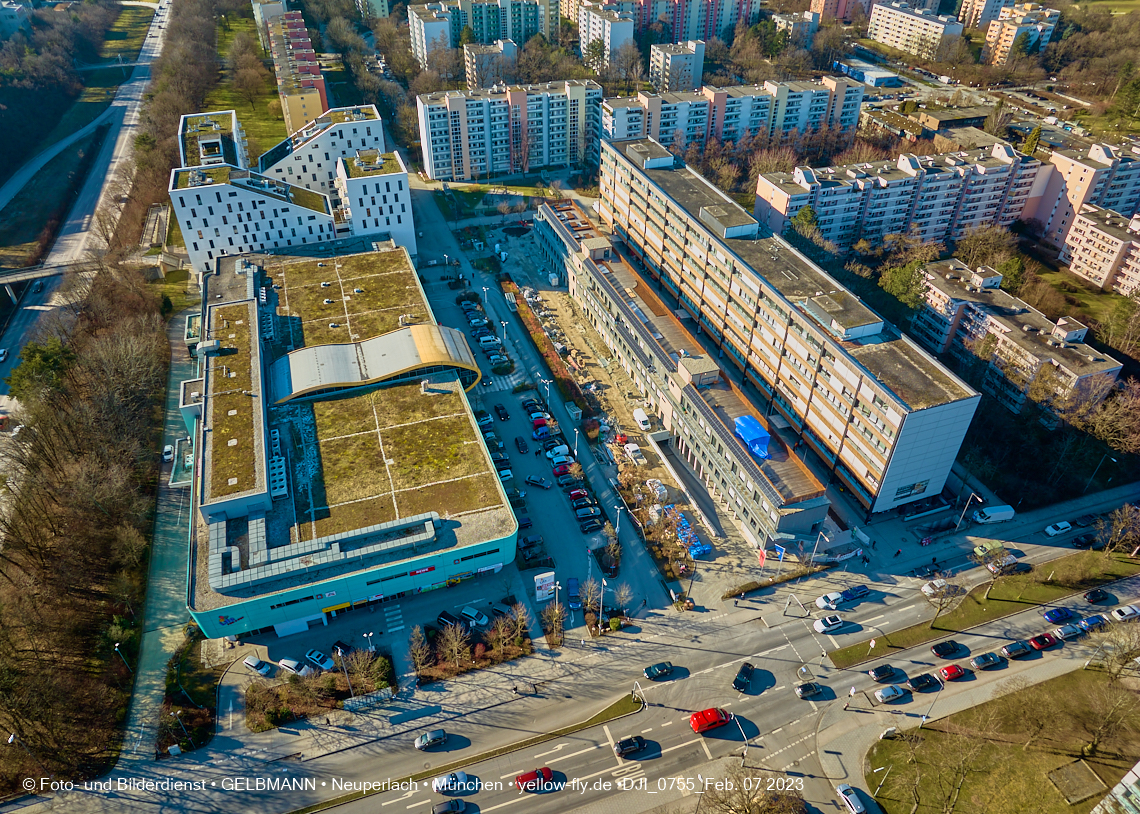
363,631,375,652
614,505,624,535
955,492,982,531
8,733,47,774
573,428,580,457
114,642,132,673
172,710,193,746
335,647,355,698
734,715,749,766
809,530,829,566
1084,453,1118,493
540,377,552,404
874,765,893,796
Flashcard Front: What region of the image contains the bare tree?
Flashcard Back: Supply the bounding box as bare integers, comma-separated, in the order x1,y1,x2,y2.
1078,683,1140,755
408,625,432,674
613,582,633,611
509,602,532,640
582,577,602,623
993,676,1050,751
699,763,806,813
1097,504,1140,557
921,571,961,629
437,622,471,669
1086,622,1140,682
234,65,268,110
487,615,511,656
540,601,565,643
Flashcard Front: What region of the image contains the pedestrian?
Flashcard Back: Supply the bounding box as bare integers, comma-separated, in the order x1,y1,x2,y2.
734,599,738,607
534,449,540,457
871,540,877,550
739,592,745,601
894,548,901,557
513,685,519,694
325,717,330,726
843,702,849,711
932,556,937,566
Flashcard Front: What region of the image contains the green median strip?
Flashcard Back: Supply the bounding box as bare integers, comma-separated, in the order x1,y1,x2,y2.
290,694,643,813
830,551,1140,669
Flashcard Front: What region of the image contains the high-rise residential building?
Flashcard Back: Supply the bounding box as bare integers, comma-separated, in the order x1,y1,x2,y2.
409,0,555,67
250,0,287,49
258,105,386,202
914,259,1121,414
958,0,1014,29
755,142,1044,252
464,39,518,89
1023,143,1140,248
416,80,603,180
1059,204,1140,296
772,10,819,45
268,12,329,134
649,40,705,91
580,6,635,69
0,1,29,41
868,2,963,58
599,138,980,514
355,0,390,19
170,109,416,273
535,199,831,548
810,0,850,22
600,77,862,149
982,3,1059,65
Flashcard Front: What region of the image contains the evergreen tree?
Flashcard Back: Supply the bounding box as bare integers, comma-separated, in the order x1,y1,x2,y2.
1022,125,1041,155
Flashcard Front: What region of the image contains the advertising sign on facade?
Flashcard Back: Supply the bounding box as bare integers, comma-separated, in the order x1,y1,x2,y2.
534,571,556,602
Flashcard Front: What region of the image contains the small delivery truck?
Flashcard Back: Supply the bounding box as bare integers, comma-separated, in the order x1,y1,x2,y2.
973,504,1014,524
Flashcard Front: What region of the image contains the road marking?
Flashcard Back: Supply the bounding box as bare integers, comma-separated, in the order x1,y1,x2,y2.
640,728,654,734
700,739,713,760
380,790,416,806
406,801,430,809
533,743,570,758
865,614,885,623
602,724,618,764
477,793,531,813
771,685,785,693
809,700,819,712
722,702,732,707
771,727,782,734
661,720,673,727
543,744,602,766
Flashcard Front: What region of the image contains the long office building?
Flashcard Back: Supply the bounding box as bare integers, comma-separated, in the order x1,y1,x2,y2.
416,80,602,181
914,259,1121,414
600,77,863,149
409,0,555,67
268,12,329,134
755,142,1045,253
868,2,963,58
599,138,980,514
535,199,830,548
171,109,416,272
1059,204,1140,296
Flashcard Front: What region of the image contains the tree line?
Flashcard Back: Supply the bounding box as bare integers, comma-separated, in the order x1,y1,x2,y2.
0,261,169,790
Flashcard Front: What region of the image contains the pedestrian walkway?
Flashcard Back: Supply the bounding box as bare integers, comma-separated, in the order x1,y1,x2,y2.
382,603,404,635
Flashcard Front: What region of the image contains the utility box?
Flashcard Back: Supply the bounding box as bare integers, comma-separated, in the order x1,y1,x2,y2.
565,401,582,422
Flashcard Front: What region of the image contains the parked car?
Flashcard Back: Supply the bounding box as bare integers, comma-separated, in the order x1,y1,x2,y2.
277,658,315,677
837,784,866,814
644,662,673,680
498,469,513,482
572,498,596,510
494,403,509,420
816,592,845,611
550,455,575,468
552,464,570,476
437,611,465,630
515,437,529,453
1071,533,1098,549
906,673,939,691
491,602,516,620
415,729,448,750
1074,514,1098,527
795,682,822,699
970,653,1002,670
331,640,356,658
558,475,583,489
1052,624,1082,640
1001,640,1032,659
305,649,335,671
613,736,646,757
875,685,909,703
567,488,590,501
931,641,960,658
939,664,965,681
814,615,844,634
868,665,895,682
1029,633,1057,650
732,662,755,691
162,444,174,462
516,515,533,529
432,801,465,814
1078,615,1108,632
1084,589,1109,603
243,655,272,676
524,475,551,489
689,708,731,734
575,507,601,520
1111,605,1140,622
579,519,603,533
460,606,489,628
509,495,527,509
1043,607,1075,624
1044,521,1072,537
514,767,553,792
518,534,543,549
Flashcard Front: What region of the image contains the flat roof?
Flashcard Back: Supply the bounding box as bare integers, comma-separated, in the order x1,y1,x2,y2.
344,149,402,178
258,106,381,172
418,79,602,104
172,167,330,214
617,138,974,410
180,112,239,168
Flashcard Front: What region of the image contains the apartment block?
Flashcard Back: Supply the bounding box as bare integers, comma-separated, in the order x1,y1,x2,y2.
868,2,963,58
171,109,416,273
958,0,1013,29
649,40,705,91
1060,204,1140,296
983,2,1058,65
580,7,635,69
258,105,385,202
810,0,850,22
250,0,287,49
772,10,819,45
599,138,980,514
464,39,518,89
755,142,1044,252
1024,143,1140,248
416,80,603,180
535,199,830,548
914,259,1121,414
355,0,390,18
268,12,329,133
409,0,553,67
334,150,417,255
600,76,862,149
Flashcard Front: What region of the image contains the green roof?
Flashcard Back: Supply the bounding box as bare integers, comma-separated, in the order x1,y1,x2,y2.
181,112,238,168
345,151,401,178
173,166,329,215
207,303,258,499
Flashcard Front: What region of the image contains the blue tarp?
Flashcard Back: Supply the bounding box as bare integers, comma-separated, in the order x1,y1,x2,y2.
734,415,770,460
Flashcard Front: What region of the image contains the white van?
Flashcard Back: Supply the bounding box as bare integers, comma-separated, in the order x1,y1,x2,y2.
633,408,651,431
973,504,1014,524
478,336,501,349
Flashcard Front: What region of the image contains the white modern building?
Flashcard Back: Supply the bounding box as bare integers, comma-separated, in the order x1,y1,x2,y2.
649,40,705,91
416,80,603,180
334,150,417,255
580,6,634,70
868,2,963,58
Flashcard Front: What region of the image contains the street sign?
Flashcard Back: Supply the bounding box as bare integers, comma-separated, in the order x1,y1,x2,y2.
534,571,556,602
870,638,877,648
774,544,786,562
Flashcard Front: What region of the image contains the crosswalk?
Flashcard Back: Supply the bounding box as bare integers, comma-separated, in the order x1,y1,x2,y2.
480,368,527,392
383,603,405,635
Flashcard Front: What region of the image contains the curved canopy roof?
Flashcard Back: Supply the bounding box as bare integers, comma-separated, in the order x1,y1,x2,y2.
269,324,480,402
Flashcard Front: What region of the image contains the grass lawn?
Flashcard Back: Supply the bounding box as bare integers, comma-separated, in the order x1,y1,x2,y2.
1034,265,1131,326
166,215,185,248
148,268,200,316
323,64,364,108
0,125,110,269
831,552,1140,668
1083,0,1140,12
98,6,155,61
867,670,1140,814
203,16,287,163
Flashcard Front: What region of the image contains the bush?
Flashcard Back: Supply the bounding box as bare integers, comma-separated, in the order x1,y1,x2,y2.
609,617,621,631
474,643,486,661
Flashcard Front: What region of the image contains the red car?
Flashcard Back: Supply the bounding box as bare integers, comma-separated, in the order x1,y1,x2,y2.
568,489,590,501
689,707,731,734
1029,633,1057,650
939,664,965,681
552,464,570,476
515,767,553,792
